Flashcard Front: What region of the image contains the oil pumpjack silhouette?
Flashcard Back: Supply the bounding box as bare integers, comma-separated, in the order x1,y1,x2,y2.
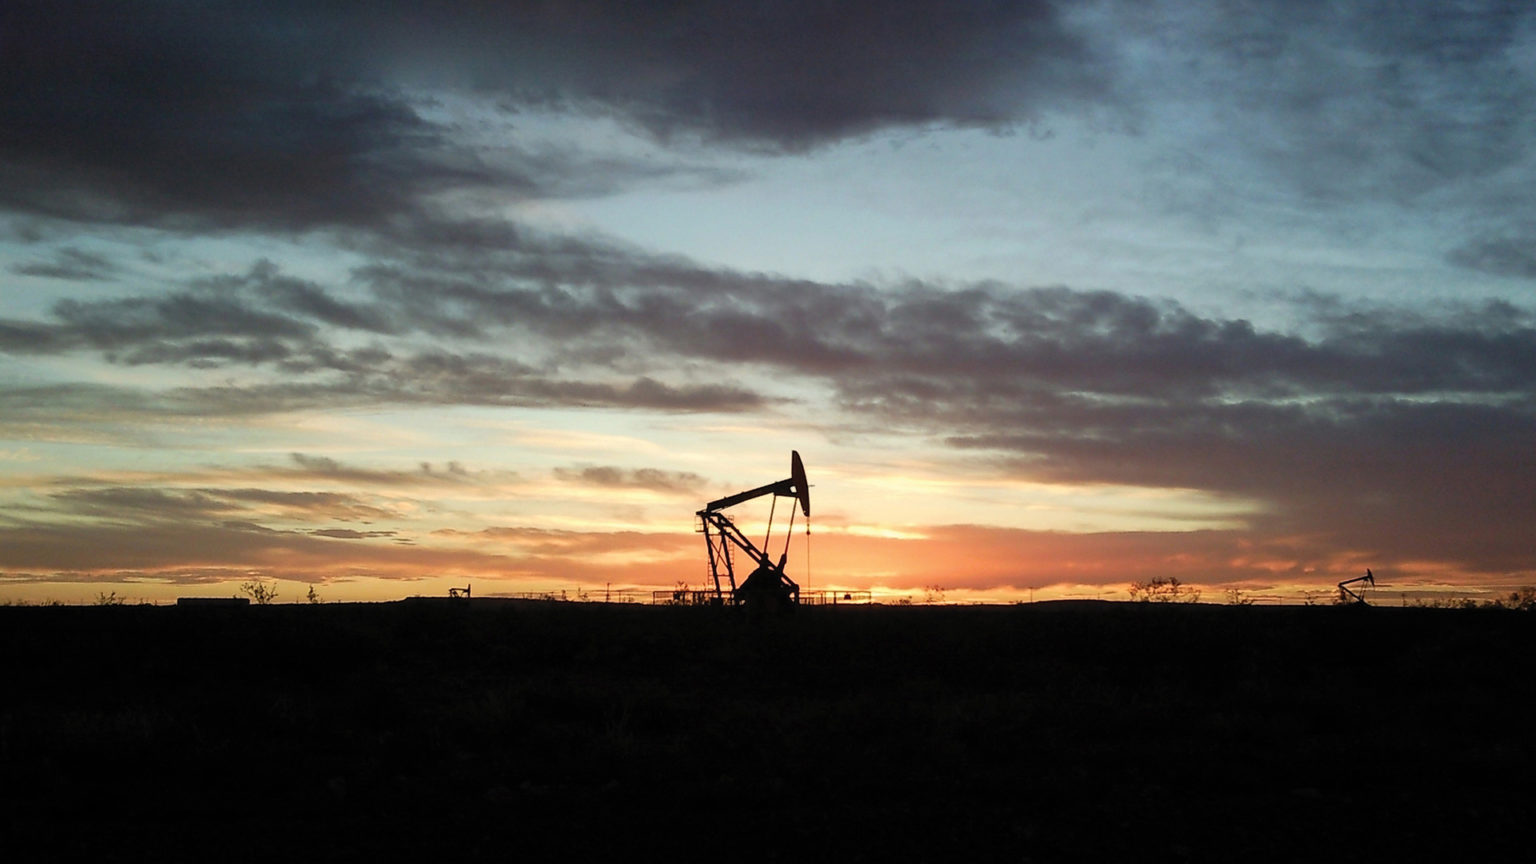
697,451,810,610
1337,569,1375,605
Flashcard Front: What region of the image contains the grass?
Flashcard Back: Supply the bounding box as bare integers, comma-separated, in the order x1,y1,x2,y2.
2,600,1533,861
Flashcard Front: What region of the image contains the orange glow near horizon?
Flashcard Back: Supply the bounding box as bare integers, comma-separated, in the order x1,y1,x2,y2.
4,511,1525,606
1,400,1528,609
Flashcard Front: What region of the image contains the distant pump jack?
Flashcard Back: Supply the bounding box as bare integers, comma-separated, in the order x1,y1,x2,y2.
1337,569,1375,606
697,451,810,611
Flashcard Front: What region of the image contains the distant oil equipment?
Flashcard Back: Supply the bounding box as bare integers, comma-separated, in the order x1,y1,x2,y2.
449,584,471,599
696,450,810,611
1337,569,1375,605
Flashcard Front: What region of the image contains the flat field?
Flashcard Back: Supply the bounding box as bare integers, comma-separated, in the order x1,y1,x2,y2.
3,600,1533,861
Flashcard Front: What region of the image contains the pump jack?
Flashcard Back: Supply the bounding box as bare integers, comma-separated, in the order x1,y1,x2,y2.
1338,569,1374,605
697,451,810,610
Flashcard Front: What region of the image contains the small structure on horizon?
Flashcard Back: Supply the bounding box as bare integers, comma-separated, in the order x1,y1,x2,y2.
448,584,471,599
1337,569,1375,605
696,451,810,611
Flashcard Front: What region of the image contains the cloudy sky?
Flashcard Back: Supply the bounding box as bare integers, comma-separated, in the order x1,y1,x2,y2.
3,1,1533,604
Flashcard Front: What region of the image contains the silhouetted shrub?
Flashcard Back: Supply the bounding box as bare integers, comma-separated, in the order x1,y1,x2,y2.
1489,587,1536,610
240,580,279,605
1128,577,1200,603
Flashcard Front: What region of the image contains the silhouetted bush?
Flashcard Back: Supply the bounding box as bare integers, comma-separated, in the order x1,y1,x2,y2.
240,580,279,604
1128,577,1201,603
1488,587,1536,610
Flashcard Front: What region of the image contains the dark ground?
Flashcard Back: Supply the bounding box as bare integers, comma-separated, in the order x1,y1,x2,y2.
3,600,1534,862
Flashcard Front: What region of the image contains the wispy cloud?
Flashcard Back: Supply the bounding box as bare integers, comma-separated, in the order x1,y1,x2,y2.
9,247,118,281
1447,232,1536,280
552,466,709,495
4,238,1533,582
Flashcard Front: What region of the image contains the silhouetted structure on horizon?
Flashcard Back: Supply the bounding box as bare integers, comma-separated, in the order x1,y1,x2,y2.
1338,569,1375,605
176,597,250,607
696,450,810,611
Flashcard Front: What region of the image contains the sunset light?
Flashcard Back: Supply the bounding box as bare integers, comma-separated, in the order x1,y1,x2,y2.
6,6,1536,861
4,2,1534,606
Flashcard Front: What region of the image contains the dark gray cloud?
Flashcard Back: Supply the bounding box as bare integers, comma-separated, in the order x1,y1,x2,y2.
51,288,315,355
0,1,1102,232
282,453,462,487
309,528,396,540
0,248,778,414
0,371,766,423
6,237,1534,413
1448,233,1536,280
336,0,1098,148
0,3,744,231
3,0,1530,238
553,466,709,495
36,482,404,529
212,488,400,522
0,272,317,364
444,0,1102,148
947,397,1536,569
3,0,1523,239
0,5,441,230
47,487,239,521
241,261,399,333
0,320,70,354
0,519,484,581
10,246,118,281
345,253,1536,404
268,355,769,414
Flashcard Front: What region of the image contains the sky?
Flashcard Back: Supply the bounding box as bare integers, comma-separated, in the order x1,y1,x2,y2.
2,1,1534,605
